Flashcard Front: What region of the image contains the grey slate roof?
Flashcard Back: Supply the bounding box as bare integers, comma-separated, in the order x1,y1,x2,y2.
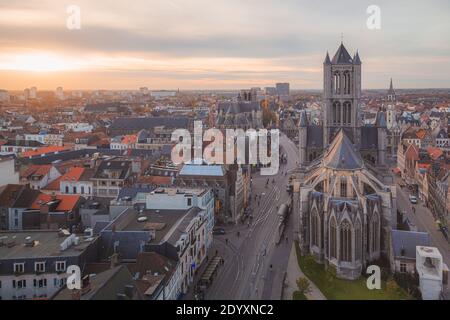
391,229,430,259
324,129,363,170
306,125,323,148
109,117,190,132
331,43,353,64
360,126,378,150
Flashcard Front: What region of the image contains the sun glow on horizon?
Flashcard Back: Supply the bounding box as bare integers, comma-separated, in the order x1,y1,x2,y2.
0,53,82,72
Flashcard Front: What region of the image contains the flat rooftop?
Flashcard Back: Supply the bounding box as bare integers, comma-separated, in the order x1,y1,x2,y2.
151,187,208,197
0,231,96,260
104,208,193,244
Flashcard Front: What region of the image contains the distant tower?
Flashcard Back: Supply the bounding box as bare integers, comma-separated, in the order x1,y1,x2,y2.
323,42,362,147
387,78,396,102
298,110,308,166
375,111,387,166
386,78,397,130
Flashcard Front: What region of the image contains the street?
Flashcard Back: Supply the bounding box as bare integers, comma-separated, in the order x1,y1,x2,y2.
396,183,450,268
201,134,299,300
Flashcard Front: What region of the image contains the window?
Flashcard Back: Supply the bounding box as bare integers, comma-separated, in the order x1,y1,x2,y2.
13,279,26,289
343,101,351,125
34,279,47,288
329,218,337,259
14,263,25,274
35,262,45,273
340,220,352,262
371,213,380,254
65,186,69,193
340,178,347,198
73,186,77,193
400,263,407,273
55,261,66,272
81,186,85,194
187,198,192,206
311,211,319,247
355,221,362,261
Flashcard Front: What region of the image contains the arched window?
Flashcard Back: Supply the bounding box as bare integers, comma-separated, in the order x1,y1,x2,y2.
355,221,362,261
340,177,347,197
343,72,351,94
311,211,320,247
333,101,341,125
329,217,337,259
371,213,380,254
334,73,340,94
343,101,351,125
340,220,352,262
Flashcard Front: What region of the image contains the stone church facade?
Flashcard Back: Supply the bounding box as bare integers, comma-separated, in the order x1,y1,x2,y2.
299,43,388,167
297,43,396,280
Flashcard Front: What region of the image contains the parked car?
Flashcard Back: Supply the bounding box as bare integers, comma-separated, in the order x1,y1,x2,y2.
409,195,418,204
213,228,226,235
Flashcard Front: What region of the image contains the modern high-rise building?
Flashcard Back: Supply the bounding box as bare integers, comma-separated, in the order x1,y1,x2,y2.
276,82,290,96
56,87,64,100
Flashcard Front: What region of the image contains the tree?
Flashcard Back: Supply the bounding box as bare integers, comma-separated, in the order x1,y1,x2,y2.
296,277,311,296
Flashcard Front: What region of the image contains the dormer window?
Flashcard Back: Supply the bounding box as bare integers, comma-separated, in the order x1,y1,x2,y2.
35,262,45,273
14,263,25,274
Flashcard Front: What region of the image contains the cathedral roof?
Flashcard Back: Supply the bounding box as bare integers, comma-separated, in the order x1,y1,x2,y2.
323,129,363,170
331,43,353,64
360,126,378,150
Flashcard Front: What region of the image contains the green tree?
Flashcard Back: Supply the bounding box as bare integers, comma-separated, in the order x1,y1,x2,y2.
296,277,311,296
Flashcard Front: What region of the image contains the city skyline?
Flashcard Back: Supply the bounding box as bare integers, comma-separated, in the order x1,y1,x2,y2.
0,0,449,90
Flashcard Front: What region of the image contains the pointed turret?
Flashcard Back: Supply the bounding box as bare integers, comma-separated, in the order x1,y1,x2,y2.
324,51,331,65
353,51,361,65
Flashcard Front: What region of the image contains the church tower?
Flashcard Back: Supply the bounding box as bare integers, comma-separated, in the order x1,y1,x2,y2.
323,43,361,148
385,78,397,130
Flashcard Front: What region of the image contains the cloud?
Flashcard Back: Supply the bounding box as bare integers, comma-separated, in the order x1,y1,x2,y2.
0,0,449,89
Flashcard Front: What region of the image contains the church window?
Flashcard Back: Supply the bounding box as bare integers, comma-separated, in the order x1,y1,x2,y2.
311,211,319,247
340,178,347,197
340,220,352,262
343,101,351,125
355,221,362,261
370,213,380,254
330,217,337,259
334,73,340,94
332,101,341,125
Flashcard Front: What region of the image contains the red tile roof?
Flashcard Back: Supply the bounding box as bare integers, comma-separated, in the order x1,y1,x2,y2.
60,167,85,182
43,176,63,191
21,146,70,158
426,147,444,160
30,193,81,212
21,165,53,179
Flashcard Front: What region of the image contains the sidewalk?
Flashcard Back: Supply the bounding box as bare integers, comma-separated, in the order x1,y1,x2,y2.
282,244,326,300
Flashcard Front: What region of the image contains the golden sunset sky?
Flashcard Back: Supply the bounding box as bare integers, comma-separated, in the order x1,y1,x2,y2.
1,0,449,90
